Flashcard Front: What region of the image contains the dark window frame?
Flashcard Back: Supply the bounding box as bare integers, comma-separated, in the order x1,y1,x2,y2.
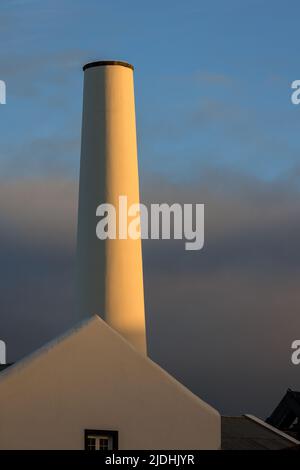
84,429,119,451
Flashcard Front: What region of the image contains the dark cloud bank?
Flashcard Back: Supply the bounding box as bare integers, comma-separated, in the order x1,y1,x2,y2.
0,169,300,417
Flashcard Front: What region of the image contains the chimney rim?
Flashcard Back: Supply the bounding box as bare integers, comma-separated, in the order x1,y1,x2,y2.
83,60,134,72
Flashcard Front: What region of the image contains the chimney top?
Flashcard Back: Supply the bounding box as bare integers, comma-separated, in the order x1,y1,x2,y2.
83,60,134,72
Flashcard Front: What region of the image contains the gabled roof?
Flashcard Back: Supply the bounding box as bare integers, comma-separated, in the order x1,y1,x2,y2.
0,315,220,450
222,414,300,450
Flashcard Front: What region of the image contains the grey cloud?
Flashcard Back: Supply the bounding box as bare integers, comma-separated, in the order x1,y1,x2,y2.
1,135,80,178
0,178,77,359
0,170,300,417
0,49,89,98
193,71,233,85
141,170,300,416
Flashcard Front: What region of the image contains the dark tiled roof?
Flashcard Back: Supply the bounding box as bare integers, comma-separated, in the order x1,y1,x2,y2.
222,415,298,450
266,389,300,435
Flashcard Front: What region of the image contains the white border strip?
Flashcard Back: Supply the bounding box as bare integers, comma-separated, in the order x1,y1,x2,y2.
245,414,300,445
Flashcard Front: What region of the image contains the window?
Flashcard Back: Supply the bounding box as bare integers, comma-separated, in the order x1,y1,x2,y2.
85,430,118,451
87,435,111,450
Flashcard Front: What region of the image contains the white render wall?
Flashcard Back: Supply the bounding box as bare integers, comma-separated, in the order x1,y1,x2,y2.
77,63,147,354
0,316,220,449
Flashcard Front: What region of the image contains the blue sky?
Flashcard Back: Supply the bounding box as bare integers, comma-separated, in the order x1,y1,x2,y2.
1,0,300,181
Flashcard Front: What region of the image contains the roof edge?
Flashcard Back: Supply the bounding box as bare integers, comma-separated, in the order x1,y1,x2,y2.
244,414,300,445
0,316,98,382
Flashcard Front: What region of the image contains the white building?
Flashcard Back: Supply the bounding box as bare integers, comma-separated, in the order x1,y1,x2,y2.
0,315,219,449
0,61,220,450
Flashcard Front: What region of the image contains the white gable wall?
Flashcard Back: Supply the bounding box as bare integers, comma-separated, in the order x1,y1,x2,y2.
0,316,220,449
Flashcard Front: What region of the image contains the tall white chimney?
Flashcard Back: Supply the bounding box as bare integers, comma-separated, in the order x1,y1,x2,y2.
77,61,147,354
